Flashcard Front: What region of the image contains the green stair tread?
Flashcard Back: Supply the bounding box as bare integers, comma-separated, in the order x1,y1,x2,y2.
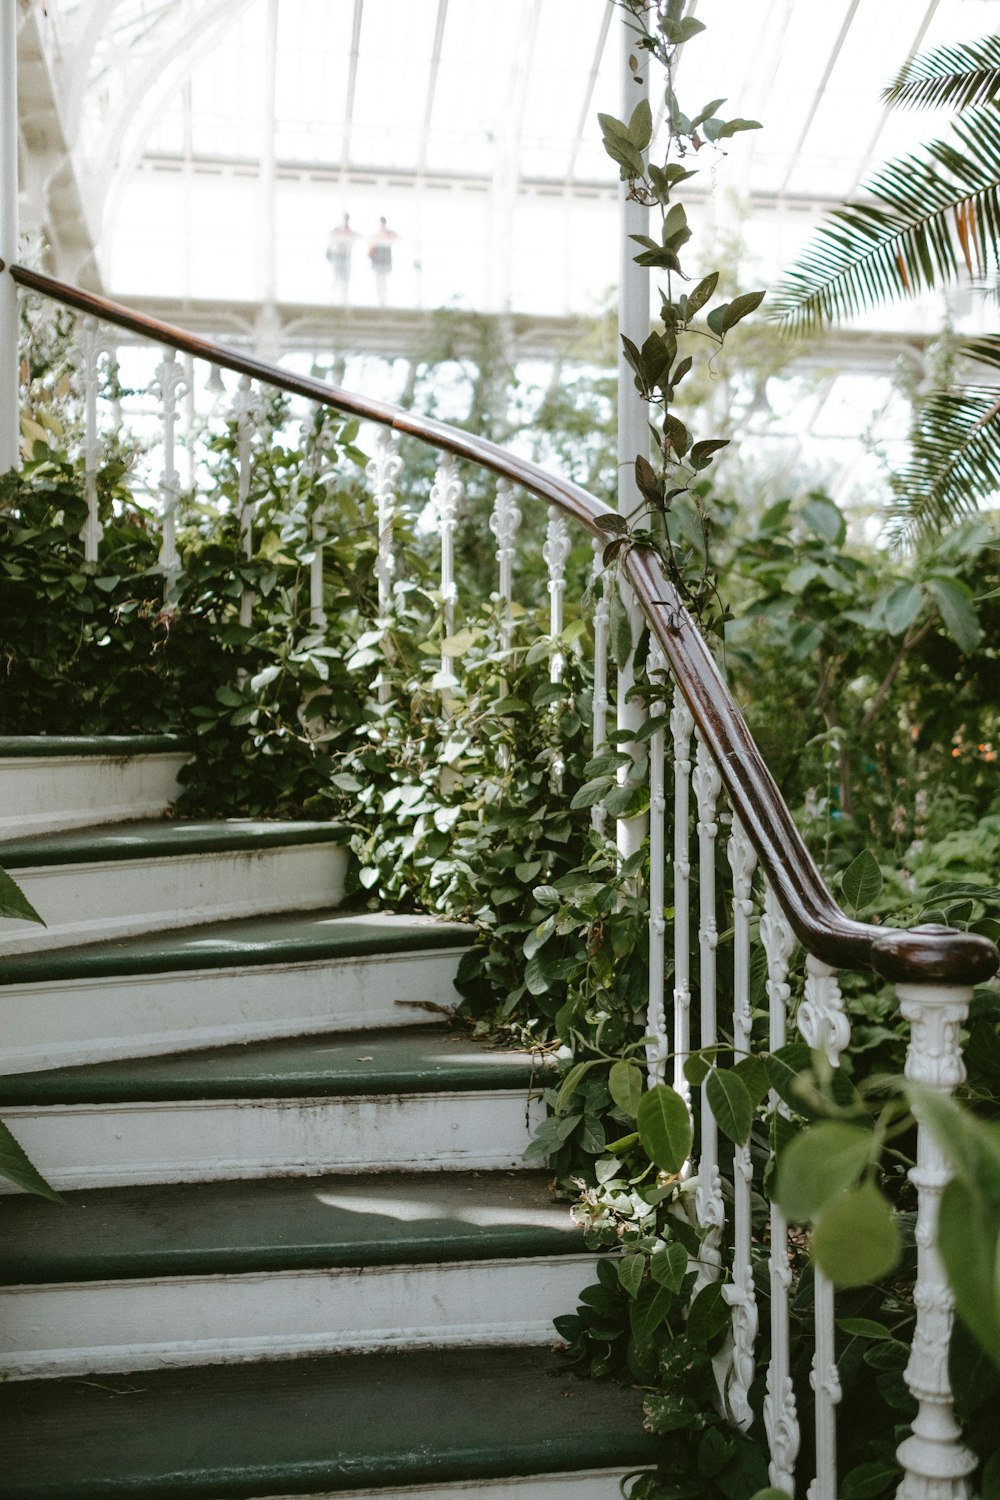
0,1025,542,1105
0,1170,581,1284
0,735,193,758
0,909,473,986
0,818,348,868
0,1345,658,1498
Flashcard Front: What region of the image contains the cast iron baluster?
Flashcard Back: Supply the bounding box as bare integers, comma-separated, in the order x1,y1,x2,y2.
798,956,850,1500
693,732,724,1291
725,812,759,1430
430,451,461,694
76,316,103,562
367,428,402,703
646,644,668,1087
230,374,264,627
591,538,610,835
670,693,695,1111
150,346,188,578
761,883,800,1493
895,974,977,1499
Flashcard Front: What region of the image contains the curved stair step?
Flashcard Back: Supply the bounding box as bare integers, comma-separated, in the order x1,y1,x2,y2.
0,820,350,954
0,911,474,1071
0,1171,591,1377
0,735,192,836
0,1026,550,1188
0,1344,660,1499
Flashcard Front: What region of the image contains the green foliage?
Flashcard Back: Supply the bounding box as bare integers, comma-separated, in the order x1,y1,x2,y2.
773,32,1000,535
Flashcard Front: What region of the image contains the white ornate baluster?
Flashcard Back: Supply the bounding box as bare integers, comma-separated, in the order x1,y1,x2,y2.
230,374,263,626
543,504,570,682
430,451,462,694
489,477,521,660
799,956,849,1500
150,347,188,577
724,813,759,1432
591,539,611,835
646,644,668,1087
761,883,800,1494
693,733,724,1292
309,507,327,631
670,693,695,1111
366,428,402,703
76,316,103,562
895,978,977,1500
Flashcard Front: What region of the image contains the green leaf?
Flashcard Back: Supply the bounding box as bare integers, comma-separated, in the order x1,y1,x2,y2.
841,849,883,915
650,1241,688,1291
628,97,653,152
618,1251,645,1298
0,1120,62,1201
705,1067,753,1145
636,1084,692,1174
630,1280,674,1341
688,438,729,472
882,582,924,636
776,1123,873,1221
801,494,846,546
686,272,719,316
0,867,45,925
840,1460,901,1498
609,1059,644,1119
836,1318,895,1340
812,1180,901,1287
683,1051,712,1088
926,575,982,654
733,1054,770,1108
555,1059,601,1114
721,289,766,330
686,1281,729,1343
609,587,634,671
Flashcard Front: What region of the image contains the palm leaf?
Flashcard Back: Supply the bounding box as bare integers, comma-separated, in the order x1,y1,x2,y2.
772,107,1000,332
882,36,1000,112
887,370,1000,544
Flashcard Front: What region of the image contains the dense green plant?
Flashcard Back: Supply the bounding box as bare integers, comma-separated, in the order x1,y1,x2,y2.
772,33,1000,538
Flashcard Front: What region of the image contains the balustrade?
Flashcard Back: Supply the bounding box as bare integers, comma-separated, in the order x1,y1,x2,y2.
7,260,999,1500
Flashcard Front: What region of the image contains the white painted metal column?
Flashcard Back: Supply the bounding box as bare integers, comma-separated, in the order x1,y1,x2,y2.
615,3,650,862
0,0,19,473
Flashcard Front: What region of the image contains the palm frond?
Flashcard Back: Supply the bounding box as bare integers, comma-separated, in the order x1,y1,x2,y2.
771,107,1000,332
887,377,1000,545
882,35,1000,112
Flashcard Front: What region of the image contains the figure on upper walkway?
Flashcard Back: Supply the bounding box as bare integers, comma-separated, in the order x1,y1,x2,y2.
326,213,358,302
367,216,399,306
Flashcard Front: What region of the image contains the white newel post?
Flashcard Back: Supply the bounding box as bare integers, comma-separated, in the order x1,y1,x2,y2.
895,980,977,1500
614,2,649,866
0,0,19,474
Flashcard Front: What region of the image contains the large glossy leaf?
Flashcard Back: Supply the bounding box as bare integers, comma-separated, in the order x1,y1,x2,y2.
636,1084,692,1174
775,1122,873,1221
812,1180,901,1287
841,849,883,915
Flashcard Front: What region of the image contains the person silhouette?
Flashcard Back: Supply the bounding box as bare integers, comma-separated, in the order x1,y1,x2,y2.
367,216,399,306
326,213,357,302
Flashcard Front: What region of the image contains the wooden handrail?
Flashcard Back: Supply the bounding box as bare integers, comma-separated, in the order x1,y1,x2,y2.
10,260,998,987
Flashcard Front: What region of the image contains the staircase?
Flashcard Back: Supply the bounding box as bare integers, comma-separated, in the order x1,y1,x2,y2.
0,736,656,1499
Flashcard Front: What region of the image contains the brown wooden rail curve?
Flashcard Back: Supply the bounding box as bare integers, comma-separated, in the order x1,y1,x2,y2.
9,260,998,988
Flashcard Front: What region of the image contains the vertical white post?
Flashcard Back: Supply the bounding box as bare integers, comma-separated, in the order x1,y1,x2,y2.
645,644,667,1087
543,504,570,679
895,981,977,1500
799,956,850,1500
430,451,461,693
489,477,521,680
367,428,402,704
230,374,261,627
725,813,759,1432
591,539,611,836
670,692,694,1110
0,0,20,474
151,348,188,578
761,883,800,1494
77,317,104,561
614,3,650,864
693,732,724,1292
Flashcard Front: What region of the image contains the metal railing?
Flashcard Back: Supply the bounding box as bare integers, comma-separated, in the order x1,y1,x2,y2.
8,260,998,1499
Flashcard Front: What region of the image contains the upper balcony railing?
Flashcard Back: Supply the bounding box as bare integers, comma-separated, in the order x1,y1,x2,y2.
6,259,998,1500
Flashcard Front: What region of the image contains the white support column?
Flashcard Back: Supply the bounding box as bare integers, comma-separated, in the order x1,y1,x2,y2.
645,644,668,1087
0,0,19,474
895,980,977,1500
670,692,694,1111
77,317,104,562
614,4,650,864
693,732,724,1293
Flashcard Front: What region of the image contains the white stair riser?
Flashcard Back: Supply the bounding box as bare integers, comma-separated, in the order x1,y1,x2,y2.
0,1254,595,1378
0,948,466,1073
1,1090,544,1190
0,752,189,836
0,843,349,955
261,1473,643,1500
